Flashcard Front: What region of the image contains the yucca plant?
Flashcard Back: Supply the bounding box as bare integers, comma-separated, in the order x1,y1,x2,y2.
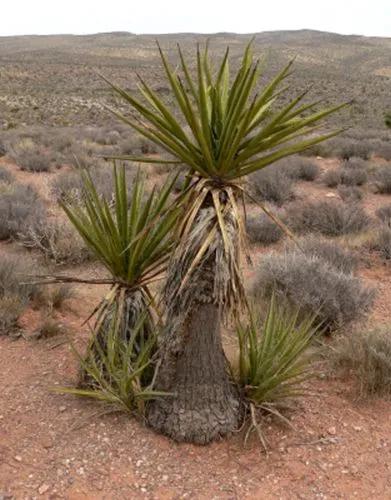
56,165,179,388
98,40,345,443
57,301,167,414
236,298,319,449
237,297,318,404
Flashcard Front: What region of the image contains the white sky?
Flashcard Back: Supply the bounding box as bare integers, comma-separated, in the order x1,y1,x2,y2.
3,0,391,37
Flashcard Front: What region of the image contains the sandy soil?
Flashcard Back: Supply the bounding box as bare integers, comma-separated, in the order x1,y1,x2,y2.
1,156,391,499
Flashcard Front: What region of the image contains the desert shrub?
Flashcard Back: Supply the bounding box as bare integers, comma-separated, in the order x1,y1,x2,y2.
0,141,6,157
249,168,294,206
371,165,391,194
0,255,41,333
33,317,66,339
337,185,363,202
253,249,374,330
278,156,320,181
52,166,135,204
236,297,318,406
370,226,391,260
119,136,141,155
333,138,372,160
322,169,342,187
289,200,370,236
375,204,391,228
245,213,284,245
298,236,357,273
340,168,367,186
35,284,74,311
376,142,391,161
0,166,13,184
323,167,367,187
342,157,368,170
20,219,92,264
11,140,51,172
331,328,391,396
0,183,46,240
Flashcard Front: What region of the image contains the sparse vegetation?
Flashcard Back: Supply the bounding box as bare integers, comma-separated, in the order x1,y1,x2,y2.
278,156,320,181
246,213,284,245
331,327,391,396
372,165,391,194
11,139,52,172
0,255,41,333
289,200,370,236
337,185,363,202
250,168,295,206
253,244,374,330
375,204,391,228
0,183,46,241
370,226,391,260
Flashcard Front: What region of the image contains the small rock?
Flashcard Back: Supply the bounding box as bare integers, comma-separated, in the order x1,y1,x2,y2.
162,475,169,482
325,192,338,198
327,426,337,436
38,484,50,495
59,406,66,412
14,456,22,462
42,437,53,449
353,426,363,432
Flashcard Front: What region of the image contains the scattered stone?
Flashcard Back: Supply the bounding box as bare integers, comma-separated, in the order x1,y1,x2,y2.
59,406,66,412
327,426,337,436
14,456,22,462
353,426,363,432
38,484,50,495
42,436,54,449
325,192,338,198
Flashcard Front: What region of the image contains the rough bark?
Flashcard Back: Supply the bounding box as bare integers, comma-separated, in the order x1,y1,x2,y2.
148,301,240,444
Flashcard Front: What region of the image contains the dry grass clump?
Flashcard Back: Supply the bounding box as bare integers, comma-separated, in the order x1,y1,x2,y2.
245,213,284,245
337,185,363,202
322,169,342,188
376,142,391,161
342,157,368,170
332,137,373,160
331,327,391,396
0,183,46,240
11,139,52,172
0,254,41,333
252,241,374,331
340,168,368,186
370,226,391,261
249,168,294,206
0,166,13,184
298,236,357,273
20,218,92,264
371,165,391,194
289,200,370,237
375,204,391,228
322,167,367,187
277,156,320,181
52,165,135,204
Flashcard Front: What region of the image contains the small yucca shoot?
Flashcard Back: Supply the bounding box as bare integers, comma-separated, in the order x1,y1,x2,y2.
237,296,320,405
56,301,167,414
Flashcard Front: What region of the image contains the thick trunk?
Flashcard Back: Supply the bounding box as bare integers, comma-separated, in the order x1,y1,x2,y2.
148,302,240,444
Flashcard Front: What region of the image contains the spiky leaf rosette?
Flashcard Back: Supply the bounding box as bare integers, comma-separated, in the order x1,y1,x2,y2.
102,41,346,317
61,164,179,296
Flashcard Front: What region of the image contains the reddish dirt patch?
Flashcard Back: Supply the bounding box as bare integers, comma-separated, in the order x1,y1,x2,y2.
1,334,391,499
1,156,391,498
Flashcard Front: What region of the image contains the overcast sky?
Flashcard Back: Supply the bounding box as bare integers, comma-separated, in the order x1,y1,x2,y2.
3,0,391,37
